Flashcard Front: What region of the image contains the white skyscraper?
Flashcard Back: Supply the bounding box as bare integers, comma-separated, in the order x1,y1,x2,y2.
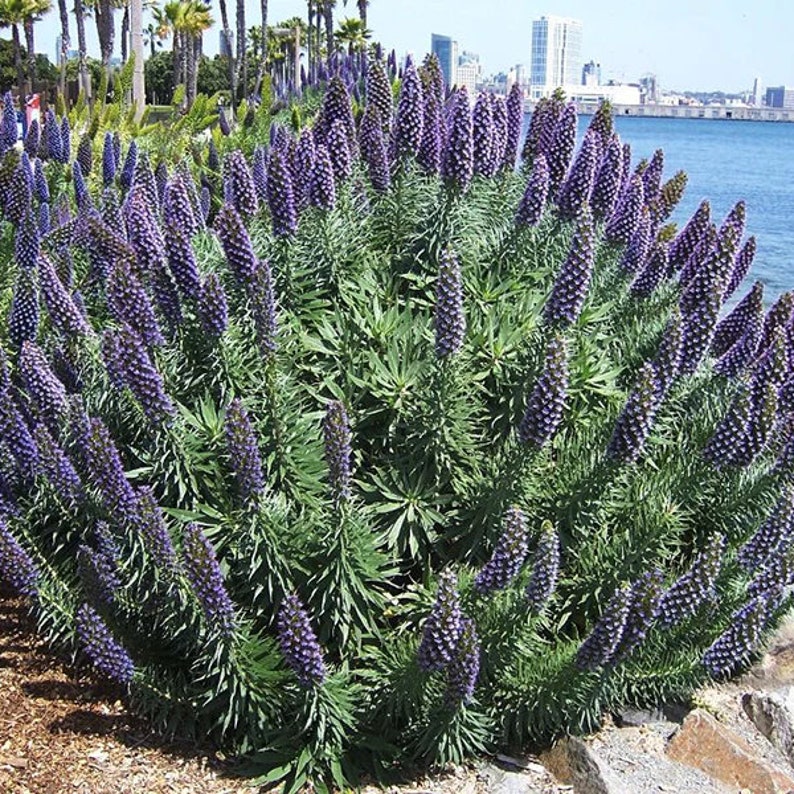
530,15,583,98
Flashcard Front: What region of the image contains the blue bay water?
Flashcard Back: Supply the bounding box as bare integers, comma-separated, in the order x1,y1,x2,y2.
595,117,794,299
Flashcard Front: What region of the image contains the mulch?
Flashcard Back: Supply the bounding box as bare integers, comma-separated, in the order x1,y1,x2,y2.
0,587,254,794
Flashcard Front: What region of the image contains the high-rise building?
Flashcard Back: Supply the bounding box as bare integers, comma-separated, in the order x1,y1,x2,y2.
530,15,583,98
751,77,762,105
765,86,794,109
582,60,601,87
456,52,480,97
431,34,458,92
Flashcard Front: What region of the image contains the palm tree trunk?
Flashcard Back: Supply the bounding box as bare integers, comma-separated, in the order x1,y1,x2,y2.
121,3,129,63
11,25,25,94
235,0,246,101
251,0,267,98
217,0,236,110
188,35,200,104
172,31,183,93
57,0,70,96
94,0,115,77
323,0,333,58
23,17,35,95
130,0,144,118
306,0,313,82
315,3,322,64
74,0,92,102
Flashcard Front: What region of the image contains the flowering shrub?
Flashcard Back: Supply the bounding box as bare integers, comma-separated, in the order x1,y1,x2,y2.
0,63,790,790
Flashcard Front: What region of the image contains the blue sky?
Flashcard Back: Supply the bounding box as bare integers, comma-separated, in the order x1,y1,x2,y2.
35,0,793,93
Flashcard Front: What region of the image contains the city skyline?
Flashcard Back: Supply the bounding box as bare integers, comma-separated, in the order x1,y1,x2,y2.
31,0,794,93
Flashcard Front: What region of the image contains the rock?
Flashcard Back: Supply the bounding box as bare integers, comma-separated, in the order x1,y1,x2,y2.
616,703,689,728
666,708,794,793
742,689,794,768
478,762,549,794
540,736,623,794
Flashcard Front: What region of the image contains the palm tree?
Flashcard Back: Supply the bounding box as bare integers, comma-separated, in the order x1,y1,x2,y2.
143,20,161,57
321,0,333,58
234,0,244,99
180,0,211,103
23,0,51,94
56,0,69,94
73,0,92,101
334,16,367,53
216,0,234,105
130,0,144,116
0,0,33,92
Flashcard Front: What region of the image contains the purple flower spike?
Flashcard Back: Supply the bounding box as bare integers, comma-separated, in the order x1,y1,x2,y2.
292,129,316,211
182,523,236,636
132,151,159,212
45,109,63,163
503,83,523,170
39,255,92,338
323,401,352,506
113,325,175,425
162,174,198,237
544,208,596,327
0,519,38,596
120,140,137,190
575,583,632,670
418,569,464,672
214,203,258,283
605,175,645,245
77,542,120,606
131,487,177,571
327,119,352,184
678,282,723,376
702,596,770,679
619,208,651,275
518,333,569,447
252,145,268,204
123,188,167,275
218,107,231,136
34,158,49,203
34,422,82,503
668,200,711,272
277,593,327,687
199,273,228,337
319,76,357,150
248,258,278,356
629,242,669,299
444,618,480,707
0,389,38,479
719,200,746,243
442,89,473,193
759,292,794,355
653,311,683,399
653,171,688,223
515,153,550,228
715,323,760,380
163,222,201,300
308,144,338,211
738,487,794,572
365,59,393,134
472,92,494,177
75,604,134,684
724,236,757,301
641,149,664,203
591,134,623,221
418,91,442,175
607,362,659,464
394,62,424,160
475,507,529,595
24,118,39,158
658,535,725,627
106,258,164,347
19,341,68,423
14,215,39,271
525,521,560,613
557,132,599,220
224,398,265,503
6,162,32,224
222,150,259,219
59,116,71,163
266,150,298,237
711,281,764,359
546,102,578,197
77,135,93,176
434,247,466,358
9,257,39,347
703,387,753,468
102,132,116,186
613,569,664,663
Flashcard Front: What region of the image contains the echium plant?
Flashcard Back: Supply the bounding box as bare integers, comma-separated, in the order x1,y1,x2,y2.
2,74,793,790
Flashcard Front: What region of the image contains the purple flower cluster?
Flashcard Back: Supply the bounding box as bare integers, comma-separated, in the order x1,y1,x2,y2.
442,89,473,193
106,258,164,347
365,59,393,134
575,583,632,671
15,215,40,270
39,255,92,339
198,273,228,337
77,543,121,606
556,132,598,220
310,144,338,210
132,486,177,571
8,264,39,347
120,140,138,190
653,312,683,399
544,208,596,327
0,389,38,480
444,618,480,707
607,363,659,464
266,150,298,237
418,569,464,672
678,282,723,376
224,398,265,502
33,423,83,504
518,333,569,447
472,92,494,177
668,200,711,271
525,521,560,613
725,236,757,301
323,401,352,507
222,150,259,219
360,109,391,193
394,63,424,160
102,132,116,186
214,203,258,283
546,102,578,198
76,604,134,683
434,247,467,358
738,487,794,572
515,154,550,228
418,91,442,175
702,596,770,679
19,341,68,423
641,149,664,203
163,174,199,237
604,176,645,245
590,135,623,221
711,281,764,359
163,222,201,301
703,387,754,467
0,519,39,597
277,593,327,687
474,507,529,595
613,569,664,662
657,535,725,627
181,523,236,636
629,242,669,299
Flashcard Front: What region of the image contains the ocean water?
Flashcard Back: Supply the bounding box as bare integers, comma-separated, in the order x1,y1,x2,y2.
596,116,794,299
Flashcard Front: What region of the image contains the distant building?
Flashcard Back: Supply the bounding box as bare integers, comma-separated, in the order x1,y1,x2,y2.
431,33,458,92
639,74,658,104
582,60,601,86
751,77,762,106
220,30,234,58
530,15,583,98
456,52,480,97
765,86,794,109
54,36,78,65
